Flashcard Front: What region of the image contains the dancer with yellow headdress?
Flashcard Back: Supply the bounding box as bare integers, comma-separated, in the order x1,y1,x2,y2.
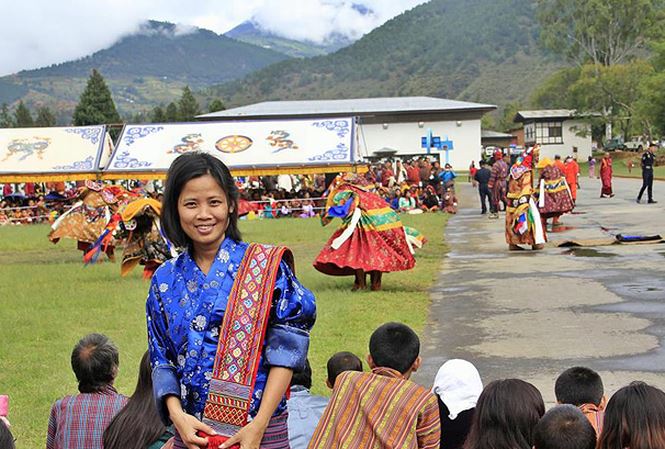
505,145,546,250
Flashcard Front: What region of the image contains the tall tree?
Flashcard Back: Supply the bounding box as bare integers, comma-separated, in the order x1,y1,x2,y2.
177,86,200,121
0,103,14,128
151,105,166,123
537,0,662,67
72,69,121,126
14,101,34,127
35,106,56,127
207,99,225,113
165,102,179,122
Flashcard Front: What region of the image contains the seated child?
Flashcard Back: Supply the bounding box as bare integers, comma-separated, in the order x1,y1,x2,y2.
554,367,605,435
533,405,596,449
325,351,363,389
309,323,440,449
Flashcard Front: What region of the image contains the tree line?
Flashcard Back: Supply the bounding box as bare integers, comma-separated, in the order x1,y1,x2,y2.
0,69,225,129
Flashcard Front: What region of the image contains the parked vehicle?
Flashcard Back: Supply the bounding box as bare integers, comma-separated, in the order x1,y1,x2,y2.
603,138,625,151
624,136,648,152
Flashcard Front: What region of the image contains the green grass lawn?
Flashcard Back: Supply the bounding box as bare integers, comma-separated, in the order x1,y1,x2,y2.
0,213,447,448
578,150,665,179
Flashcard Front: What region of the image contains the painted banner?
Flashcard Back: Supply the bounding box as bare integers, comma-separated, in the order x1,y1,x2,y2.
0,126,110,182
104,118,357,178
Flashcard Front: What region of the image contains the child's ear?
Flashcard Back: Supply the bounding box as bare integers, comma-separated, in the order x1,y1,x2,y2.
411,356,422,373
599,395,608,411
326,379,333,389
367,354,376,369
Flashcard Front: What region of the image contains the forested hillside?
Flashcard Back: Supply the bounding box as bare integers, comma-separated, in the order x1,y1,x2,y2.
209,0,561,108
0,21,290,120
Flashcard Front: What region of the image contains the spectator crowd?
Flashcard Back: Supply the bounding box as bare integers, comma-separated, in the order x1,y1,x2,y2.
2,324,664,449
1,156,462,226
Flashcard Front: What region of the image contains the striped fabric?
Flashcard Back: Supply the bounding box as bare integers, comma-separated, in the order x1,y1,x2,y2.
308,368,440,449
46,385,128,449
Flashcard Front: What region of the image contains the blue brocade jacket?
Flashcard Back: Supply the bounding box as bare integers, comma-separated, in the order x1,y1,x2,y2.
146,238,316,423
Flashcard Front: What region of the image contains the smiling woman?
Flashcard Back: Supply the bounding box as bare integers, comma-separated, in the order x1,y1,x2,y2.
149,152,316,449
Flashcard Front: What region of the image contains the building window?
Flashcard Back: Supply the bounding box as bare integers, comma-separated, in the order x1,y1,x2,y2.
534,121,563,145
524,124,535,142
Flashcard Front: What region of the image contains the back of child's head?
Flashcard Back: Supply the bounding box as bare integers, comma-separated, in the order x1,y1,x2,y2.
368,322,419,374
291,359,313,389
533,405,596,449
326,352,363,387
555,367,604,406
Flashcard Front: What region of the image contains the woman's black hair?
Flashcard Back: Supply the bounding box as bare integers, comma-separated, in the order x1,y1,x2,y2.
161,152,242,247
103,352,167,449
463,378,545,449
0,419,15,449
597,381,665,449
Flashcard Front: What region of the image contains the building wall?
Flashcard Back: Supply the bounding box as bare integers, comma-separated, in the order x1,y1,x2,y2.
358,119,483,169
523,119,592,161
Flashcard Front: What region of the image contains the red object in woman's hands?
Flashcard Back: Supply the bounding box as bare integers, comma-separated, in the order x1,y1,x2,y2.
196,431,240,449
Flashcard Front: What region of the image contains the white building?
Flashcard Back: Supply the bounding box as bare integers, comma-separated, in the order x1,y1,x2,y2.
199,97,496,170
514,110,593,161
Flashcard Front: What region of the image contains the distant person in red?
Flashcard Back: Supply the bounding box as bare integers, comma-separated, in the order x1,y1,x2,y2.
2,183,12,197
599,152,614,198
406,160,421,186
564,156,580,203
469,161,478,186
382,161,395,188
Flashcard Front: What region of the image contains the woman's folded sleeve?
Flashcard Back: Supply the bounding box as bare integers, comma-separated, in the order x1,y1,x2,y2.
264,260,317,371
146,278,180,425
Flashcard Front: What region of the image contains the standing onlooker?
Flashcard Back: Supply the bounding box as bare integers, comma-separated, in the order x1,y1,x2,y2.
382,161,395,187
47,333,128,449
406,160,421,186
596,382,665,449
588,156,596,178
287,360,329,449
438,164,457,191
488,150,508,219
418,158,432,187
469,161,478,186
637,143,658,204
564,156,580,204
599,152,614,198
395,160,408,185
474,161,491,215
432,359,483,449
463,379,544,449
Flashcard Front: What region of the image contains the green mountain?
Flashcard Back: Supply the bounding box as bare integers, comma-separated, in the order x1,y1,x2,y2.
225,21,353,58
0,21,290,122
208,0,561,109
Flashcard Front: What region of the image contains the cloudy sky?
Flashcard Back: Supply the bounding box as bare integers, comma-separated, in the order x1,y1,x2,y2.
0,0,427,76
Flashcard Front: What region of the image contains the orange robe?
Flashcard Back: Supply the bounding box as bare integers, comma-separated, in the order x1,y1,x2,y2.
564,160,579,201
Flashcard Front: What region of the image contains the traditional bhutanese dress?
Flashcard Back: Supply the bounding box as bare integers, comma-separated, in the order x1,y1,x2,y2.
147,238,316,446
313,182,421,275
600,157,613,196
537,165,574,218
505,164,545,246
489,159,508,211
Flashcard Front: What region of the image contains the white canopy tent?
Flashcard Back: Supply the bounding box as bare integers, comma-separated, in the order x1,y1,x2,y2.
104,117,363,179
0,125,111,182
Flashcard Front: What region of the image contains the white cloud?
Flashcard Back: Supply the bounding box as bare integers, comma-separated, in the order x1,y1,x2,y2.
0,0,427,76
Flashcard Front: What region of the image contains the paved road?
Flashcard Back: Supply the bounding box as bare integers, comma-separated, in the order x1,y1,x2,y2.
413,175,665,404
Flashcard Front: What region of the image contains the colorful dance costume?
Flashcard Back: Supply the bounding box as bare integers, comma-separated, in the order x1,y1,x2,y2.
313,178,423,276
505,146,546,248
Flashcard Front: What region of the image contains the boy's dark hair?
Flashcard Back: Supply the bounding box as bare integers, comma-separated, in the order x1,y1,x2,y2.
327,352,363,387
161,152,242,248
555,367,604,406
533,405,596,449
71,333,119,393
291,359,313,390
369,322,419,374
